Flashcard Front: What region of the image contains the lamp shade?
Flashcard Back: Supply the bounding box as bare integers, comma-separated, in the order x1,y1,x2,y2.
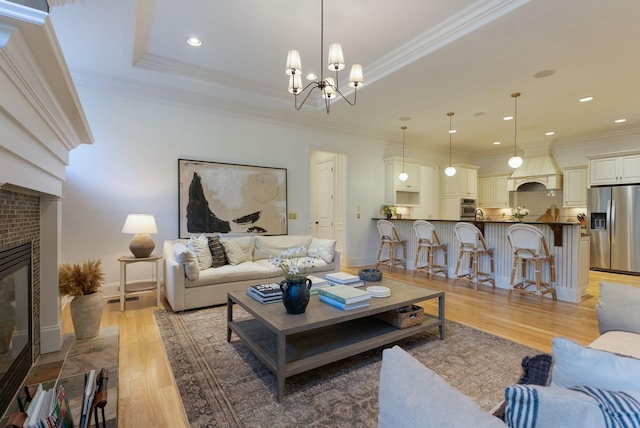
348,64,364,87
444,166,457,176
323,77,336,99
508,155,523,169
122,214,158,234
122,214,158,258
327,43,345,70
288,75,302,94
286,50,302,75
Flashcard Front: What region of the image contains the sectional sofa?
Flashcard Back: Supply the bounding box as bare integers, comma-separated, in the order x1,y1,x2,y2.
378,281,640,427
163,234,340,311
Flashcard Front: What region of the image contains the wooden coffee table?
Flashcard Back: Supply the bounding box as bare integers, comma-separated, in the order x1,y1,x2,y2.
227,278,445,402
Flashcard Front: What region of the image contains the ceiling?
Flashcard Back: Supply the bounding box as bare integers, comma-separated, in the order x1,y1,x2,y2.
47,0,640,156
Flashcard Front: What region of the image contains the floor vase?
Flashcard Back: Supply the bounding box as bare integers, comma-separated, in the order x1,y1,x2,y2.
70,292,103,339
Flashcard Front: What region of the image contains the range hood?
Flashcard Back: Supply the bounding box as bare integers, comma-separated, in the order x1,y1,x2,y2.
508,145,563,191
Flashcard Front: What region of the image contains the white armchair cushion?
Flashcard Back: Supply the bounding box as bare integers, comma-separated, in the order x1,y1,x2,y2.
596,281,640,335
551,337,640,392
378,345,506,428
173,242,199,280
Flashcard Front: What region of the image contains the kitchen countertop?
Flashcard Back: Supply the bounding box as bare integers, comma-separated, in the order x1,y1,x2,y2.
372,217,580,226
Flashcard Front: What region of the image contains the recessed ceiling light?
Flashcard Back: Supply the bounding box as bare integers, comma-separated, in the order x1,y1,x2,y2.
545,131,555,136
449,129,457,134
398,116,412,121
579,96,594,103
186,36,202,47
503,116,513,121
614,118,626,123
534,69,555,78
493,141,501,145
306,73,317,80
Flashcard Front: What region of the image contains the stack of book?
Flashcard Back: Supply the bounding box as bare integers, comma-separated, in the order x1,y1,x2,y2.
247,283,283,303
318,285,371,310
325,272,365,287
306,275,331,294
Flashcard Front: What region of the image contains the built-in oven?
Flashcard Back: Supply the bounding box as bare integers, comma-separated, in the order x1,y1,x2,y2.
460,198,476,220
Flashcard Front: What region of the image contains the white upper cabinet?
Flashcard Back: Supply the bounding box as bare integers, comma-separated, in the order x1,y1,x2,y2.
563,167,587,207
440,165,478,198
478,175,509,208
589,154,640,186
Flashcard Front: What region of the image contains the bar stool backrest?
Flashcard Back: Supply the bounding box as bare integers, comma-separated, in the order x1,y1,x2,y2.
454,222,488,250
507,224,550,259
377,219,401,242
413,220,441,245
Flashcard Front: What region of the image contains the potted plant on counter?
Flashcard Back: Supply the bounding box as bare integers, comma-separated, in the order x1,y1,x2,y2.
380,205,397,219
58,259,105,340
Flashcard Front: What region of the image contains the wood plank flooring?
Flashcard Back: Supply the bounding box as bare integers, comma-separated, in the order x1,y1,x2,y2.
61,269,640,427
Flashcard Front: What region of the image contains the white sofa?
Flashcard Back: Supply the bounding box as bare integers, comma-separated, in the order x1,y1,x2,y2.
378,281,640,428
163,234,340,311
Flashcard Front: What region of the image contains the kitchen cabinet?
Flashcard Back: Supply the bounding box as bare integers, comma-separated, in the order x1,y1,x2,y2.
440,164,478,198
385,158,421,206
589,154,640,186
478,175,509,208
563,167,587,207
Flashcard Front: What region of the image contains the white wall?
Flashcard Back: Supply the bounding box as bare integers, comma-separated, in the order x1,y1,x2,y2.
61,85,391,286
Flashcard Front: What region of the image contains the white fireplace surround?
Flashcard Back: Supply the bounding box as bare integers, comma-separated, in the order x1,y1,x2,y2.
0,2,92,353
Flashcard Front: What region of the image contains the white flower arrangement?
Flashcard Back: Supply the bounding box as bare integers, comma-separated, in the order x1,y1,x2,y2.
511,206,530,222
269,246,317,281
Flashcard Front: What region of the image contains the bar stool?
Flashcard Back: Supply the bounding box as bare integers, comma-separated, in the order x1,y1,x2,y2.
507,224,557,304
412,220,448,280
375,219,407,271
453,222,495,290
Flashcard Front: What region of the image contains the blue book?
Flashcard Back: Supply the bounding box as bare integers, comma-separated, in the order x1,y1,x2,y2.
319,294,370,310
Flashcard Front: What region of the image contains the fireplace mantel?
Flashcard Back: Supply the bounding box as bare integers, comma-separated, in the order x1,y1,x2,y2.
0,1,93,196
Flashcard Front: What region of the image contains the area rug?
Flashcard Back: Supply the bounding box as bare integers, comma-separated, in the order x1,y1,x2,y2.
155,306,541,428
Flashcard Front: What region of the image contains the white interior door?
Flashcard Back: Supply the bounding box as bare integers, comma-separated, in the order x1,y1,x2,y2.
314,156,335,239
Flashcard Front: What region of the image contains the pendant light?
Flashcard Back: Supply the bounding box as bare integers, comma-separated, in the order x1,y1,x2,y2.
444,112,457,176
398,126,409,181
508,92,523,169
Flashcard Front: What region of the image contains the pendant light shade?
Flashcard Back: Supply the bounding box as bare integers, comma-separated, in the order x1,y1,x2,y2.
398,126,408,182
508,92,523,169
444,112,457,176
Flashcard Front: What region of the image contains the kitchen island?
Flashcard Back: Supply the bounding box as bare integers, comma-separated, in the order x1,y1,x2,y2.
373,218,589,303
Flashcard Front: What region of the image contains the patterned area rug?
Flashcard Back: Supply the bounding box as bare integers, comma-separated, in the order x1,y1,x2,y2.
155,306,541,428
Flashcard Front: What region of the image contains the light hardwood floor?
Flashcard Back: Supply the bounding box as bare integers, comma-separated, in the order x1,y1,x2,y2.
62,269,640,427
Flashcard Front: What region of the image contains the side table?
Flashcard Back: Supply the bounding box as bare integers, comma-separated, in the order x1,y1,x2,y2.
117,254,162,311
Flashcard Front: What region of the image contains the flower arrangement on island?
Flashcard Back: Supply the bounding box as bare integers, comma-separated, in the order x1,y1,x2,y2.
511,206,530,222
269,246,318,281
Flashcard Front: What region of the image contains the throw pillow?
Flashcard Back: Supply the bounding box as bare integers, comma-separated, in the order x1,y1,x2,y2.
551,337,640,392
207,236,228,268
220,238,247,265
504,384,640,428
187,234,213,270
309,238,336,263
378,345,506,428
596,281,640,335
253,235,312,260
173,242,199,280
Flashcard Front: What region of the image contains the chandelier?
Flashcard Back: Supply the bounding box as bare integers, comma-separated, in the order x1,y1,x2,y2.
285,0,364,114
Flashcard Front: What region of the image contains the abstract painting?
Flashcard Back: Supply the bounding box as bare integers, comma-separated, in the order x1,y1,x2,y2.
178,159,287,237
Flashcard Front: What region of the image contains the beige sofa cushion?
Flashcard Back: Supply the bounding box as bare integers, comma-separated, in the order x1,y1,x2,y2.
187,234,213,270
309,238,336,263
185,261,274,288
253,235,313,260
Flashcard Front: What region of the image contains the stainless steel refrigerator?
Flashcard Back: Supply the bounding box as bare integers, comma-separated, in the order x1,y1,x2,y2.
587,185,640,273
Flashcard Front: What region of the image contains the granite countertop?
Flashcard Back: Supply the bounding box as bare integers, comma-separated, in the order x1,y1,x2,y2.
372,217,580,226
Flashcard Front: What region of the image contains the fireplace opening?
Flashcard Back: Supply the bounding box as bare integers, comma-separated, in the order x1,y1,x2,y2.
0,242,32,416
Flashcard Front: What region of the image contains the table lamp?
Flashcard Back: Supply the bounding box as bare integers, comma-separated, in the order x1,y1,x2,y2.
122,214,158,258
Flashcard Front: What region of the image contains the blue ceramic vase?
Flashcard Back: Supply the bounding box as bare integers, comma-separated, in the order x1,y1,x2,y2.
279,278,312,314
